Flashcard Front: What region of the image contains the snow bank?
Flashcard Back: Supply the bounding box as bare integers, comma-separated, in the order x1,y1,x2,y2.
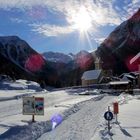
0,79,46,102
0,79,43,91
0,121,52,140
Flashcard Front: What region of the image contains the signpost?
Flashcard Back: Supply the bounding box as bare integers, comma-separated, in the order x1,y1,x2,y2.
104,106,113,134
23,96,44,122
104,110,113,121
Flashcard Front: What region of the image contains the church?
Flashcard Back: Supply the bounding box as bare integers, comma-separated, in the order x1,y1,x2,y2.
81,56,112,86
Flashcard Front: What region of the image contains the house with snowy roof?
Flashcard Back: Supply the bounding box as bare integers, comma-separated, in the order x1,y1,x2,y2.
81,56,113,86
81,56,104,86
81,55,114,86
81,69,102,86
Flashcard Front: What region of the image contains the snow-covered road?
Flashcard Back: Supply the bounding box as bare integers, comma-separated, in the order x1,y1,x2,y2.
38,95,114,140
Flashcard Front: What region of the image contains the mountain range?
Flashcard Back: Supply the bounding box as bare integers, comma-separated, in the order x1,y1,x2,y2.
0,36,57,87
0,9,140,88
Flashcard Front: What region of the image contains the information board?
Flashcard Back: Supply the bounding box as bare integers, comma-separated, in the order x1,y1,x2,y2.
23,97,44,115
23,97,35,115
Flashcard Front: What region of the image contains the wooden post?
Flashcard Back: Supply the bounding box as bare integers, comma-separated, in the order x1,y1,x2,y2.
32,96,35,122
32,114,35,122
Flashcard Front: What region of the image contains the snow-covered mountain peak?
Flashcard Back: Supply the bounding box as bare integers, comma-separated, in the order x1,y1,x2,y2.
0,36,47,85
42,51,73,63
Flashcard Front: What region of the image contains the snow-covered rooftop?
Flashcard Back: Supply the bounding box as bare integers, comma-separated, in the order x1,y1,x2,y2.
124,74,136,79
109,81,130,85
81,70,102,80
121,76,131,82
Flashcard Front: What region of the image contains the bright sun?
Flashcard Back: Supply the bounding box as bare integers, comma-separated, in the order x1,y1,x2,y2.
72,6,92,32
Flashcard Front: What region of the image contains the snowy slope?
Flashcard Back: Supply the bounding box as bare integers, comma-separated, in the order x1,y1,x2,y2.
0,79,42,91
0,79,44,102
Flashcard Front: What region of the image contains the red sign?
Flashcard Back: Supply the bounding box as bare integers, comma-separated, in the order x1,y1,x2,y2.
23,97,44,115
35,97,44,115
113,102,119,114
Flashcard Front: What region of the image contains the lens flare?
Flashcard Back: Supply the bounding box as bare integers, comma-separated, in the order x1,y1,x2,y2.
25,54,45,72
76,53,93,69
51,114,63,130
125,56,140,71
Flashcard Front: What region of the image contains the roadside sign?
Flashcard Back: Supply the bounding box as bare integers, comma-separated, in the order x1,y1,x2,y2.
104,111,113,121
23,97,35,115
23,97,44,115
104,106,113,135
35,97,44,115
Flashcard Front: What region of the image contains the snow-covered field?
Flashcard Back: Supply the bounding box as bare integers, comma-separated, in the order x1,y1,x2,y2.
0,79,140,140
0,79,98,140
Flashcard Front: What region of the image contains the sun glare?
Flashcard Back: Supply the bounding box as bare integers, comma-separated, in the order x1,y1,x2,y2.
72,6,92,32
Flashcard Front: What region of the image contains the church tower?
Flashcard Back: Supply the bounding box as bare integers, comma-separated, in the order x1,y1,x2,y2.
94,57,102,70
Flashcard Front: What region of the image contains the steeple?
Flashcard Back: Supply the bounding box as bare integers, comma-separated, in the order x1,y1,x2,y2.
95,57,102,70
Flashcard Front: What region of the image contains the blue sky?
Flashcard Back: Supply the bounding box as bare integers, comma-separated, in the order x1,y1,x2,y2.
0,0,139,54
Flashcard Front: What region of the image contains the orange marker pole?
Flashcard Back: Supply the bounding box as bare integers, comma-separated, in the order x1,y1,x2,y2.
113,102,119,123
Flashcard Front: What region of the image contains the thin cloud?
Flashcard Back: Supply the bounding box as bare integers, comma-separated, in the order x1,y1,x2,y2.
94,37,106,45
123,0,140,19
132,0,140,4
10,18,23,23
31,0,123,37
0,0,139,37
0,1,123,25
31,24,75,37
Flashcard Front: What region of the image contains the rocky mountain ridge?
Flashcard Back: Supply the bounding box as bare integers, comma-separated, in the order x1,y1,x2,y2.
96,9,140,74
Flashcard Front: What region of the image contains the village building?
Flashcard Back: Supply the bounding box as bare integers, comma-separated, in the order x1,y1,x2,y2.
81,57,102,86
81,56,112,86
81,56,113,86
81,69,102,86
